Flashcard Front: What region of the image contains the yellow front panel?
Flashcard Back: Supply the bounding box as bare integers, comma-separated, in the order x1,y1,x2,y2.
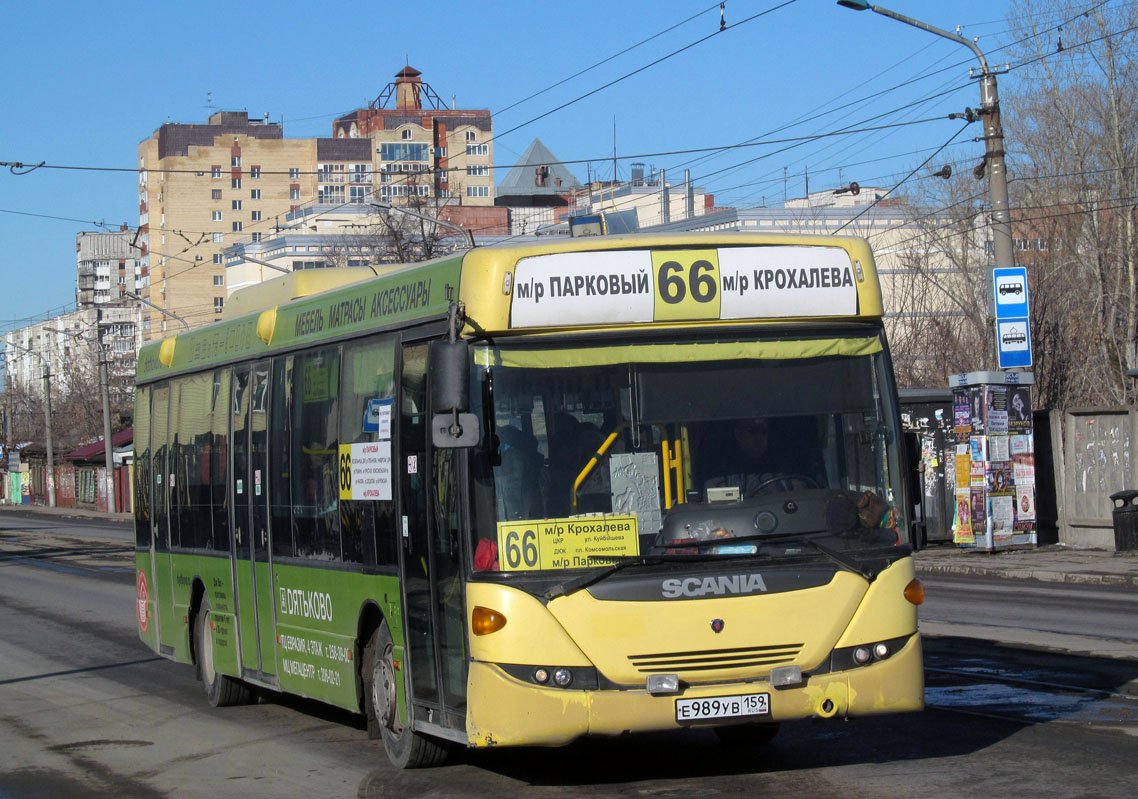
546,573,868,684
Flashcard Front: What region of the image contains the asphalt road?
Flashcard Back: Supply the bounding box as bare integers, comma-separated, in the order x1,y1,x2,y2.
3,515,1138,798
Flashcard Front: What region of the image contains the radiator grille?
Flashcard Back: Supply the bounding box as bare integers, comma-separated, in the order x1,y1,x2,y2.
628,644,804,673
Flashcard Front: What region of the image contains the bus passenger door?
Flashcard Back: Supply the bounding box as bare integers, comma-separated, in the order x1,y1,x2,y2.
231,362,277,681
399,342,468,735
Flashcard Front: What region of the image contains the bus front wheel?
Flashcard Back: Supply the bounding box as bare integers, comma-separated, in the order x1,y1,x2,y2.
363,622,448,768
194,595,251,707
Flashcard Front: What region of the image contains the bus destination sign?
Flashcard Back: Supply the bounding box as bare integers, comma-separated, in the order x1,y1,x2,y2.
510,246,857,328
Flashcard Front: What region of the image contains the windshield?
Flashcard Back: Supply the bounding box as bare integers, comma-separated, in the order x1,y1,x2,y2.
468,332,906,574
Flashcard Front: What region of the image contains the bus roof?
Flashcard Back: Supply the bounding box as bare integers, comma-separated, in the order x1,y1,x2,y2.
137,233,882,384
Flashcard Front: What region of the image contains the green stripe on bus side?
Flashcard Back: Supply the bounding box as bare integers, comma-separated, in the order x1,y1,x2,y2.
137,257,463,383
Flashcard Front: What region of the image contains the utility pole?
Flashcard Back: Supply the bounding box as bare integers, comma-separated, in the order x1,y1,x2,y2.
837,1,1015,286
98,339,117,513
41,363,56,508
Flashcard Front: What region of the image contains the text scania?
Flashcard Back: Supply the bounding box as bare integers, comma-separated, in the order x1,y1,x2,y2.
661,574,769,598
515,272,650,303
279,588,333,621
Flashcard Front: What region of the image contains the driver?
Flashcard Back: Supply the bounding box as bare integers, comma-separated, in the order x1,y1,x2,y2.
703,418,813,498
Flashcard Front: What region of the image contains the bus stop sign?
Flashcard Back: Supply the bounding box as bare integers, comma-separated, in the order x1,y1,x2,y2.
993,267,1031,368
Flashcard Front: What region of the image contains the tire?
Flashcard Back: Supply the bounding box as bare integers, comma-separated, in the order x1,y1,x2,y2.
194,595,251,707
714,722,781,746
363,621,449,769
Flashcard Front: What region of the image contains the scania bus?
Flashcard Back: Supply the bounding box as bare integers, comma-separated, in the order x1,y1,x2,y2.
134,232,924,768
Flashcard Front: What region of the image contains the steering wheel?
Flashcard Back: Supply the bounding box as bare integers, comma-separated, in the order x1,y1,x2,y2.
750,473,819,495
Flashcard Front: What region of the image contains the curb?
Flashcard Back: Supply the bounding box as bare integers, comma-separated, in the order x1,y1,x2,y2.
916,561,1138,589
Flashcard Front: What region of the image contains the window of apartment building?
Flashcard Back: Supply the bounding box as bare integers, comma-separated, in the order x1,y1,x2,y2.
212,166,222,178
379,143,429,162
466,185,490,198
214,297,224,313
350,164,371,183
380,184,430,198
318,163,346,183
466,144,489,157
213,275,224,286
318,185,346,204
250,188,261,200
290,188,301,200
349,186,372,204
232,178,242,189
401,128,413,140
232,156,241,167
251,232,262,242
289,167,300,179
466,130,477,142
292,260,328,270
213,253,223,264
213,233,224,243
251,166,261,178
232,200,242,211
467,165,489,177
211,189,222,200
212,211,223,222
232,221,243,232
251,210,262,222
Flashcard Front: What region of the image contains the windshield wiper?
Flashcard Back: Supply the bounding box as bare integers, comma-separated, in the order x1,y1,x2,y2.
543,556,671,601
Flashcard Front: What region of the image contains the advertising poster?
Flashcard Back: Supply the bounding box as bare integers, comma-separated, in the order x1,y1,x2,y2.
969,436,987,486
986,385,1009,435
989,434,1010,462
970,487,988,543
1011,435,1035,487
953,389,972,443
988,461,1014,495
954,492,974,544
991,494,1015,542
968,387,986,436
1009,386,1032,431
1016,486,1037,527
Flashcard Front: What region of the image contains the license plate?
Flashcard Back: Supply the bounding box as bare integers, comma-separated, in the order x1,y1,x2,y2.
675,692,770,722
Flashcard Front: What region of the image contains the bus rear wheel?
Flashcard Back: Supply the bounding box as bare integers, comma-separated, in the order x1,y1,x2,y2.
363,622,448,769
714,722,780,746
194,596,251,707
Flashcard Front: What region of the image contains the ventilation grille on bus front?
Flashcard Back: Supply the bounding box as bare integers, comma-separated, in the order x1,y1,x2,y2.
628,644,804,673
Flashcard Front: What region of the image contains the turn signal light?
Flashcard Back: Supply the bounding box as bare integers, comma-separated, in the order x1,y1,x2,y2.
471,606,507,636
904,578,925,605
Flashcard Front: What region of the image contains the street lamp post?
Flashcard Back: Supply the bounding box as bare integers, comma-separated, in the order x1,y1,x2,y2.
837,1,1016,284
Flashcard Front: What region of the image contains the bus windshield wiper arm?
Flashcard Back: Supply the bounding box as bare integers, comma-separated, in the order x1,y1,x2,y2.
543,556,670,600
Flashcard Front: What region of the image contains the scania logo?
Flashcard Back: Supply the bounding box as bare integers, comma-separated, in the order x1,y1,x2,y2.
661,574,768,598
710,619,725,633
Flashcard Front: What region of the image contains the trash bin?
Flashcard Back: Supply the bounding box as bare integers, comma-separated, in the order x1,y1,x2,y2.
1109,490,1138,551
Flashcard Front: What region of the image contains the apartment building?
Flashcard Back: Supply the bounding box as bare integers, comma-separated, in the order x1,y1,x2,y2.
137,66,499,340
76,228,143,307
3,305,142,399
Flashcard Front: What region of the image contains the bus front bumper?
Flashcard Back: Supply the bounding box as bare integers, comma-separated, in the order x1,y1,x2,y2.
465,633,922,748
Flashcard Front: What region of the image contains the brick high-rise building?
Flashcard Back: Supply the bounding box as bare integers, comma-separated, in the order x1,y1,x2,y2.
137,67,499,340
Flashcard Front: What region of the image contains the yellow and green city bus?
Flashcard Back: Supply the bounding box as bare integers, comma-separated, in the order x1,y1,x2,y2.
134,232,925,768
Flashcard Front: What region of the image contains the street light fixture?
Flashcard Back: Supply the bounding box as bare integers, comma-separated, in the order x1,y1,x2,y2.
836,1,1015,280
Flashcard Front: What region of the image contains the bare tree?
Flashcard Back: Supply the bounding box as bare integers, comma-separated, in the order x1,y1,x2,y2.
1003,0,1138,407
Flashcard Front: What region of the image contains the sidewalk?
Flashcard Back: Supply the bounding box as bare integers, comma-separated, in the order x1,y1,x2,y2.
915,542,1138,590
0,502,132,525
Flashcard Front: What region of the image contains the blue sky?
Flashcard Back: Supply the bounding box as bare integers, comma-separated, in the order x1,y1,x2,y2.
1,0,1064,333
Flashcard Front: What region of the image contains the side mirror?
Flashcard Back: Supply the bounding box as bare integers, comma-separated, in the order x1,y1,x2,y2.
429,340,480,448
